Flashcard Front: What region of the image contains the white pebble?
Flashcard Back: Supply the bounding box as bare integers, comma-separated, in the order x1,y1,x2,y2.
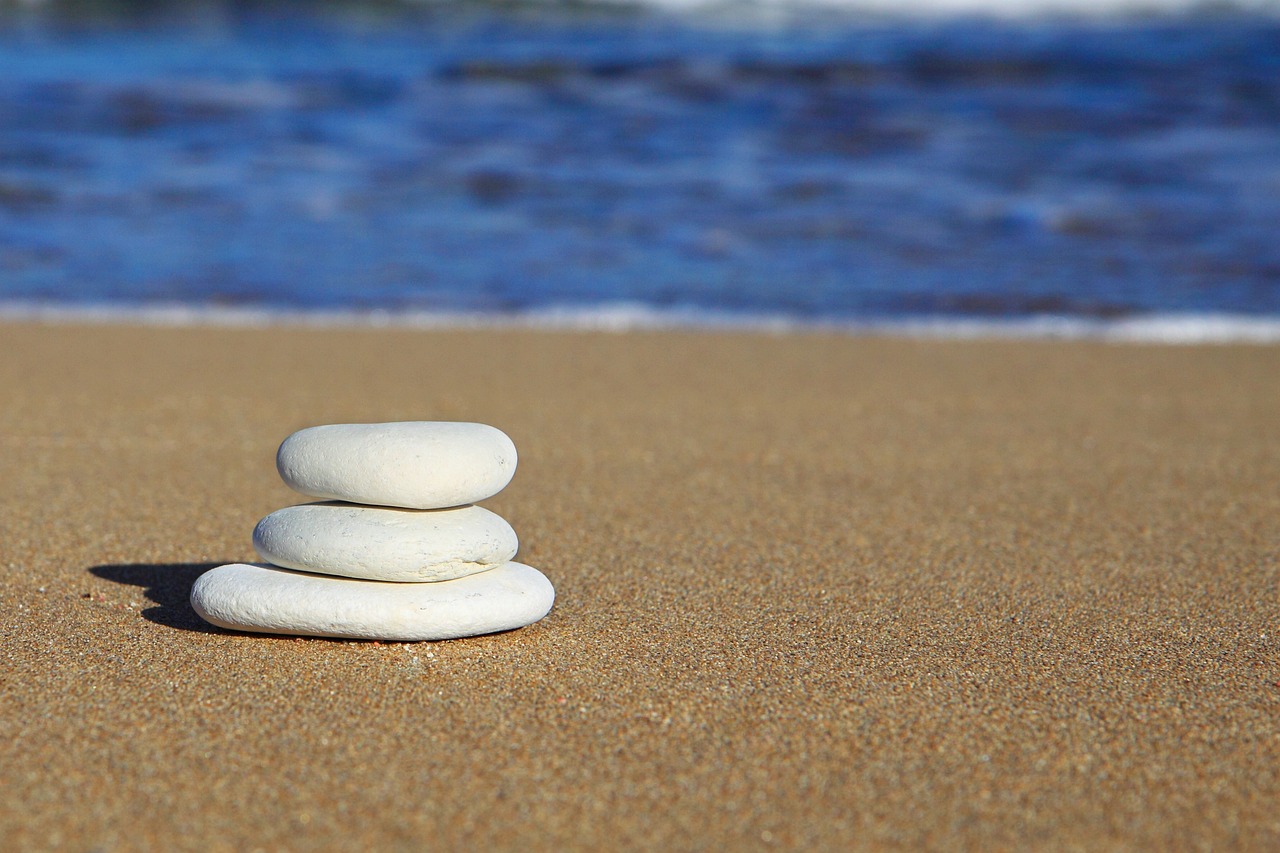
253,502,518,582
190,562,554,641
276,422,517,509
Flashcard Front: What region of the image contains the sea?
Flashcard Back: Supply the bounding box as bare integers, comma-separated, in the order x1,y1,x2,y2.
2,0,1279,342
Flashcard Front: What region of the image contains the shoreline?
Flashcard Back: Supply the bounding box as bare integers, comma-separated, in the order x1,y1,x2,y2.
5,302,1280,344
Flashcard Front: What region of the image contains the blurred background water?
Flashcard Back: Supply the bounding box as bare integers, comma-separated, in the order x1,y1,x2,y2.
1,0,1279,333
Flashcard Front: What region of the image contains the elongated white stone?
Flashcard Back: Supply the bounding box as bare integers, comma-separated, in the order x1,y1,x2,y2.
253,502,518,582
190,562,554,641
276,422,517,509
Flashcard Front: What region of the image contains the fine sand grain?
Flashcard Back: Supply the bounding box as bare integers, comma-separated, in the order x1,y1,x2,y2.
1,322,1277,851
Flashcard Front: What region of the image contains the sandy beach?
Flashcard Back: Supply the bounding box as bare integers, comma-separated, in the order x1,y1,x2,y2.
1,321,1277,851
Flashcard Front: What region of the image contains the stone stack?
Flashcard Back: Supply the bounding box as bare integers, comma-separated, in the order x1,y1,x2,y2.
190,422,554,641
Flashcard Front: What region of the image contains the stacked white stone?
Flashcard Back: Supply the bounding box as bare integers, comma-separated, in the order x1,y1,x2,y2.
190,422,555,641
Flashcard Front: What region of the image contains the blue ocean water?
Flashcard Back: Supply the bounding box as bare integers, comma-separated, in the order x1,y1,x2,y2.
1,7,1279,336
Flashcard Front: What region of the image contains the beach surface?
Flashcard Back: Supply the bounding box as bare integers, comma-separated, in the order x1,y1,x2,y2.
1,321,1277,851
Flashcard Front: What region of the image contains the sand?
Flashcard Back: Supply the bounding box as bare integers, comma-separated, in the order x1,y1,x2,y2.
1,321,1277,851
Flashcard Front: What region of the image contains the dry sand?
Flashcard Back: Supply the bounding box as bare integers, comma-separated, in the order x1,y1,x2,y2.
1,321,1277,851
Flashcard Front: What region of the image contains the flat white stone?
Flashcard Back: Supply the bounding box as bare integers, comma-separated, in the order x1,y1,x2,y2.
253,502,518,582
276,422,517,509
190,561,554,641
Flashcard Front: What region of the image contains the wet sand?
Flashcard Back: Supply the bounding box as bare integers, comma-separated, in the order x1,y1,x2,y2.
1,322,1277,851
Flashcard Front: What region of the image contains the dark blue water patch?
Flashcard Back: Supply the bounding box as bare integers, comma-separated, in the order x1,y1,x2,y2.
1,16,1279,320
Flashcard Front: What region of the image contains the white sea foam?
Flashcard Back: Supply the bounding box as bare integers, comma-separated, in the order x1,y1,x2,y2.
3,301,1280,344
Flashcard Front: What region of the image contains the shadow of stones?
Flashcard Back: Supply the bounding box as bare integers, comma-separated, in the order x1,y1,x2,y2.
89,562,224,634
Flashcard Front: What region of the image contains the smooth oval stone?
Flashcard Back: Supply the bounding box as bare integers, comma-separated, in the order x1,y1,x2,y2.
190,562,554,641
253,502,518,582
276,422,517,509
